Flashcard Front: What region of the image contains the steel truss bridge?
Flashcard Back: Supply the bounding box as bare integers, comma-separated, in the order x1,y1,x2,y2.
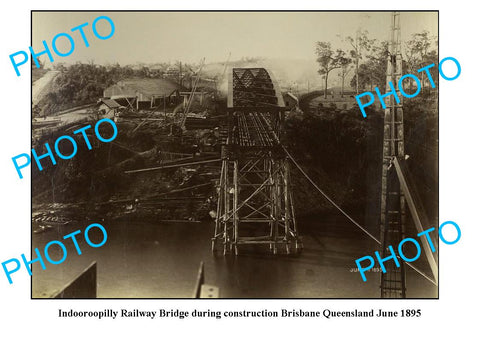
125,63,438,298
212,68,302,255
127,13,439,298
212,60,438,299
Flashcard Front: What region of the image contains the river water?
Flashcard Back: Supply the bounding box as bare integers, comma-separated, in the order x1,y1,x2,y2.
32,213,438,298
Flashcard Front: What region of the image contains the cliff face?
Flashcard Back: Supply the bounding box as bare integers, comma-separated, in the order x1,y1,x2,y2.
284,97,438,225
284,108,383,214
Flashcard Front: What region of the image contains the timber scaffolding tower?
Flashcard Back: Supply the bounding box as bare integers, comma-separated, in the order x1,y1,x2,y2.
379,12,438,298
212,68,302,255
380,11,407,298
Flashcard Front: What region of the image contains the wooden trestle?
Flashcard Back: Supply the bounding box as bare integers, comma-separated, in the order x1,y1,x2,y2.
379,12,407,298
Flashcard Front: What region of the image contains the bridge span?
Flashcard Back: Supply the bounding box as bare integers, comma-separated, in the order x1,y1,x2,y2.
212,68,302,255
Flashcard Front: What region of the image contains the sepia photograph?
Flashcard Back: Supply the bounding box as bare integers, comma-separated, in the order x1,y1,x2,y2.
30,11,439,298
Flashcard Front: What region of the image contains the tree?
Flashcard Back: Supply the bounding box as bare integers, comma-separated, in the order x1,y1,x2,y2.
350,40,388,92
31,57,43,69
405,31,438,89
350,63,373,92
346,30,374,94
315,42,344,99
337,52,352,97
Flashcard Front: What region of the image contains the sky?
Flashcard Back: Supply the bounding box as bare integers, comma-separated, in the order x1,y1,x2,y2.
32,11,438,67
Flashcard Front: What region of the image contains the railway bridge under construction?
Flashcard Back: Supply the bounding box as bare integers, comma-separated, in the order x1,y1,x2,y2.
212,67,301,255
211,13,438,299
44,63,438,299
32,12,438,299
211,60,437,300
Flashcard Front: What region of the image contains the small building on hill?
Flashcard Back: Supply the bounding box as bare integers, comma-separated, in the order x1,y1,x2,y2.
283,92,299,111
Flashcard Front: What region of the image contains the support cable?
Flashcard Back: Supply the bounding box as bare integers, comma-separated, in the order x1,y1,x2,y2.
282,146,437,286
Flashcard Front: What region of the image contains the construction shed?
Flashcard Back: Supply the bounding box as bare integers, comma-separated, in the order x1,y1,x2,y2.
103,78,186,110
98,98,122,117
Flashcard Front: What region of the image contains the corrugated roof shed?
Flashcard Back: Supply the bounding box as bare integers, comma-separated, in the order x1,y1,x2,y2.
104,78,185,100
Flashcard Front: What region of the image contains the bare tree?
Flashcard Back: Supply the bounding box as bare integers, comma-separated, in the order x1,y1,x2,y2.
337,51,352,97
346,30,374,94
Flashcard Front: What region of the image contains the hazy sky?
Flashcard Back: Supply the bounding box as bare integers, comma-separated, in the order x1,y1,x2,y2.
32,11,438,66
